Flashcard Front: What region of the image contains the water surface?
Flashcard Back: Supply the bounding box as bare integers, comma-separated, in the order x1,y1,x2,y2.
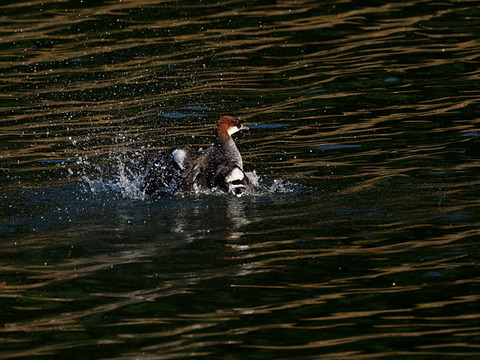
1,0,480,359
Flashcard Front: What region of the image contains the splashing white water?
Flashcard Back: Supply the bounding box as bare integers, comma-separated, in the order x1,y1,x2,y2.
78,153,146,200
115,161,147,200
265,179,297,193
78,154,300,200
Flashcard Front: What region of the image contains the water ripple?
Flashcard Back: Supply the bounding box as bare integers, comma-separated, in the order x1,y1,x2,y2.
1,0,480,359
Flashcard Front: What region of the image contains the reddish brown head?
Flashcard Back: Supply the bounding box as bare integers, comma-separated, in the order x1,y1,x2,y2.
216,116,248,138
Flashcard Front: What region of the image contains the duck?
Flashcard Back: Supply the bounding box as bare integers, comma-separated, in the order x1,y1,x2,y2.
142,116,255,197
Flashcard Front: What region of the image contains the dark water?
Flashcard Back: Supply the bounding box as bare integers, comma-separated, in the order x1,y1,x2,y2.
1,0,480,359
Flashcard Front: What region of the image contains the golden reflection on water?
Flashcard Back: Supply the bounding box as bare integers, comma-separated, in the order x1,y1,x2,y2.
1,0,480,359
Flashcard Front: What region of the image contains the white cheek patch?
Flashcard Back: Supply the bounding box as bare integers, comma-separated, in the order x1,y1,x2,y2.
226,167,245,183
172,149,187,170
227,126,240,136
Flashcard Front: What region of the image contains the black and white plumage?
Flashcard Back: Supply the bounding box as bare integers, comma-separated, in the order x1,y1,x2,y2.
142,116,254,197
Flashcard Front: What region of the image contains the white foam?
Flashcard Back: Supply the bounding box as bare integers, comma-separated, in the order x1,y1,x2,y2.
78,153,301,200
116,162,146,200
245,170,260,188
79,154,146,200
266,179,297,193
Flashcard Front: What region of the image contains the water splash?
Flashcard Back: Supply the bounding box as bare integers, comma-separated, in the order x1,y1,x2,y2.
78,153,146,200
77,155,300,200
264,178,299,194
